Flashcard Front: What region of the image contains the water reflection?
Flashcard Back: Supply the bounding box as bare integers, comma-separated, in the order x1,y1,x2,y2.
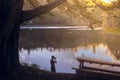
19,28,120,73
19,48,79,73
75,44,119,63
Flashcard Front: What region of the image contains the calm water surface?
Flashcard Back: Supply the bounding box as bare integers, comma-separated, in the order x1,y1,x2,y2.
19,27,120,73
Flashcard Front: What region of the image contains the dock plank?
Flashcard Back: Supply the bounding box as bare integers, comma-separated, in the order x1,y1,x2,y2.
72,67,120,77
77,58,120,67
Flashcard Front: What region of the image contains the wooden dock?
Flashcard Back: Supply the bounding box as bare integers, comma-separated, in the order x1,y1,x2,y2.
72,58,120,78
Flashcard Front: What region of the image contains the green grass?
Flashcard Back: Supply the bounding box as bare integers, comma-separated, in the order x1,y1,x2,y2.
102,27,120,35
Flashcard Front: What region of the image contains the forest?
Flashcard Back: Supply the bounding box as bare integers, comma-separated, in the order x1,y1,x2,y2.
24,0,120,28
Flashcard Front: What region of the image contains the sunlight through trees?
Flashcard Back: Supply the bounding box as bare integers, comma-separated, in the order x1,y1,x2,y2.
23,0,120,28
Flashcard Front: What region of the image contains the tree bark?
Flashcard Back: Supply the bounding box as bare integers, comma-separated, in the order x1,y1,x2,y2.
0,0,67,77
0,0,24,77
20,0,67,24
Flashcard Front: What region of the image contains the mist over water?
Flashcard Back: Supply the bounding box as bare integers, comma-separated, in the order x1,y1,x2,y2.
19,27,120,73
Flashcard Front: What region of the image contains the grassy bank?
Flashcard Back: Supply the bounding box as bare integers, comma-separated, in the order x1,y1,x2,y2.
4,65,119,80
16,66,120,80
102,27,120,35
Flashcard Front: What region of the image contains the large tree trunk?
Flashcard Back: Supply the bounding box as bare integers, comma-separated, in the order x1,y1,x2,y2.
0,0,24,77
0,0,67,78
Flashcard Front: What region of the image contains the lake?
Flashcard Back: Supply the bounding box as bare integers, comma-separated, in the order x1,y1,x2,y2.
19,26,120,73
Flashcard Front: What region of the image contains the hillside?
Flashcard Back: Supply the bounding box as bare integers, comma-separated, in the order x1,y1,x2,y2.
22,0,120,28
22,0,87,26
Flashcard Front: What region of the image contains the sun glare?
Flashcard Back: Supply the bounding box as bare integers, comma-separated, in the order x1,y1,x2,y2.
102,0,112,3
100,0,117,4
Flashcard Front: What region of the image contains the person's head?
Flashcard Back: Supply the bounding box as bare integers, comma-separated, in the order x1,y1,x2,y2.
51,55,56,59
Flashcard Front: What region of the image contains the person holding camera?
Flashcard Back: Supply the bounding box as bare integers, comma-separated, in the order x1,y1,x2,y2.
50,56,57,72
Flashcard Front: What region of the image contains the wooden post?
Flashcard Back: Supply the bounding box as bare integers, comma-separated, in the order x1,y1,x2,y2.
79,60,84,68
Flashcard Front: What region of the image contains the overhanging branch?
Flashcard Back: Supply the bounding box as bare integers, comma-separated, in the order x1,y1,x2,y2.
19,0,67,24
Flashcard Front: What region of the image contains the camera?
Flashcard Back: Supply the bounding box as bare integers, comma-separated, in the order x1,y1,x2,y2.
54,57,56,59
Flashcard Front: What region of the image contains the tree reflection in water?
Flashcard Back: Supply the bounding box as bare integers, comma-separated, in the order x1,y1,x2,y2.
19,29,120,73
